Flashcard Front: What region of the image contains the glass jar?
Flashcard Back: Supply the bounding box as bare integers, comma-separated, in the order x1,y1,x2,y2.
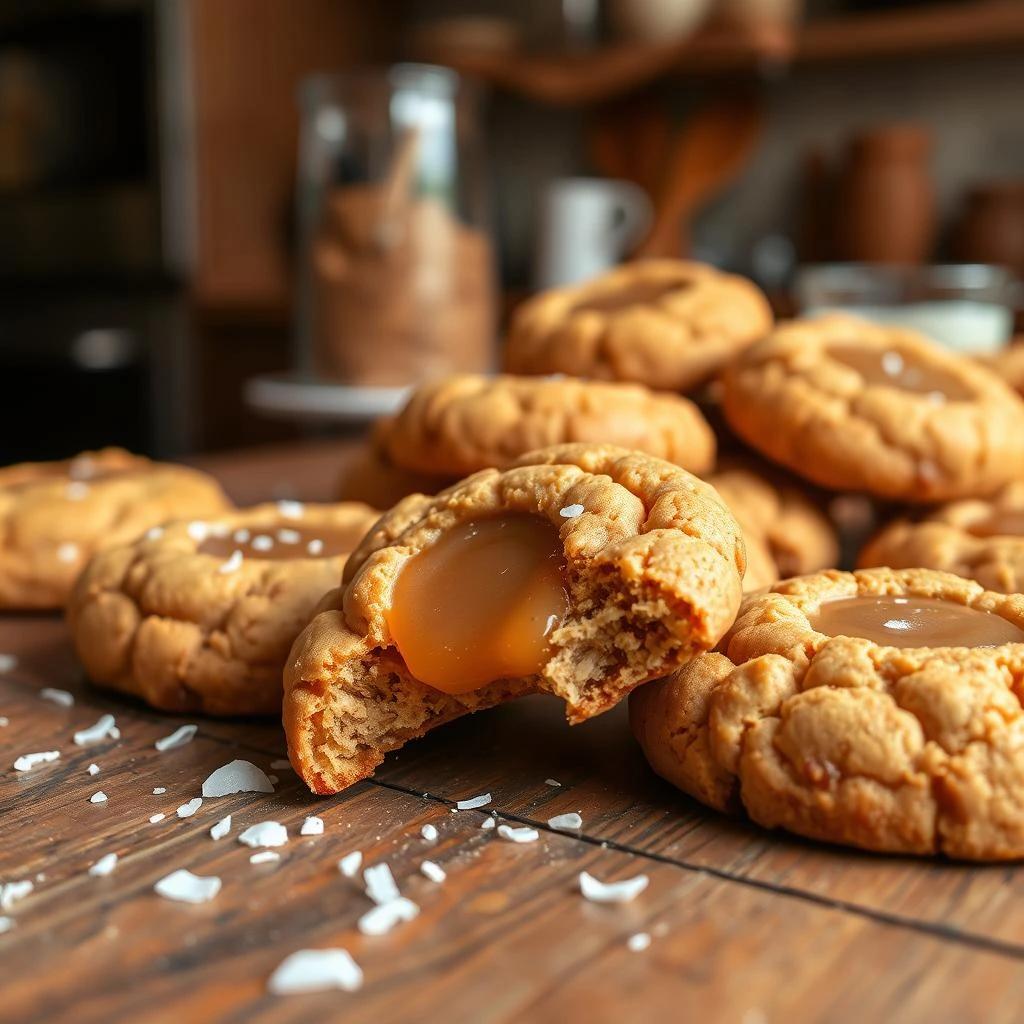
294,65,496,387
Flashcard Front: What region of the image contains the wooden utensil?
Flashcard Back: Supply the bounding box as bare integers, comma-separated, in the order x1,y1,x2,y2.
588,94,673,198
634,95,764,259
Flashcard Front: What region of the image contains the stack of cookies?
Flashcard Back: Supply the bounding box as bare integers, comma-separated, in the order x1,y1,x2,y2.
9,255,1024,863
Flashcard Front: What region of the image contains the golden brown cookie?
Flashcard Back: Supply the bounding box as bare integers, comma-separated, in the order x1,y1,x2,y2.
337,417,454,508
721,315,1024,502
0,448,231,610
630,568,1024,860
284,443,747,793
504,260,773,393
68,501,379,716
708,464,839,587
979,341,1024,397
859,481,1024,593
384,373,716,478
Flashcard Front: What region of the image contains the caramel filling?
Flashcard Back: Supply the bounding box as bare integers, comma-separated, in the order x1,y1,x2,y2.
198,524,354,560
810,594,1024,648
966,511,1024,539
574,279,683,314
829,346,973,401
387,514,569,694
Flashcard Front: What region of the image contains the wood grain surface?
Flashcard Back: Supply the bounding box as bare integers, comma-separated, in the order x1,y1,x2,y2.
3,443,1024,1023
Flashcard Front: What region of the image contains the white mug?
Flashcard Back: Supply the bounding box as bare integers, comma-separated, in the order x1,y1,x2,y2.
534,178,652,290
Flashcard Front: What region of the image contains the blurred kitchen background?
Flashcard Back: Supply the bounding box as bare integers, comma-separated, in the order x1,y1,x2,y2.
1,0,1022,464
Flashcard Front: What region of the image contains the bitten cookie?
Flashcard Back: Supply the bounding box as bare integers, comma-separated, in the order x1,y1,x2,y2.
504,260,773,393
0,448,231,610
860,481,1024,593
68,502,379,716
383,373,717,478
630,568,1024,860
721,315,1024,502
708,464,839,589
285,443,747,793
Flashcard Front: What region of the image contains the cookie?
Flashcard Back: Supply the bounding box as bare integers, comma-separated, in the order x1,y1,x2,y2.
68,501,380,716
708,464,839,587
384,373,717,478
338,417,454,509
859,481,1024,593
504,260,773,393
630,568,1024,860
0,448,231,610
284,443,747,793
980,341,1024,397
721,315,1024,502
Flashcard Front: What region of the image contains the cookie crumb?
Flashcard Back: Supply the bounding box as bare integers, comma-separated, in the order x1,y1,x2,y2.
0,881,33,911
559,504,585,518
233,528,251,543
363,863,400,905
0,917,14,934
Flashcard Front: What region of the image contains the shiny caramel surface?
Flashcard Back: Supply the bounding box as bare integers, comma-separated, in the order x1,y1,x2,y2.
198,524,353,560
810,594,1024,648
829,345,973,401
387,515,569,694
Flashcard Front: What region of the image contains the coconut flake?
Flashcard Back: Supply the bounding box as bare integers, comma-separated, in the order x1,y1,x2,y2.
0,880,33,911
250,851,280,865
0,916,13,934
56,542,79,564
210,815,232,840
579,871,649,904
278,500,304,519
218,549,244,574
363,863,400,905
306,539,324,556
177,797,203,818
300,816,324,836
497,824,539,844
456,793,491,810
154,869,221,904
420,824,438,842
202,759,274,797
547,812,583,832
0,717,8,727
66,481,89,500
155,724,197,752
544,778,562,787
627,932,652,952
153,787,166,795
89,853,118,878
268,948,363,995
0,653,15,673
186,521,209,542
238,822,288,848
357,897,420,936
73,714,117,746
559,503,584,519
14,750,60,772
90,791,108,804
480,816,495,830
149,813,166,823
40,688,74,708
251,535,273,552
277,528,301,544
269,759,292,771
87,763,100,776
420,860,446,883
145,526,164,541
338,851,362,878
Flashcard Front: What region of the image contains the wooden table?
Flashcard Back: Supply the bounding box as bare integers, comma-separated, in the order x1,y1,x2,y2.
3,442,1024,1023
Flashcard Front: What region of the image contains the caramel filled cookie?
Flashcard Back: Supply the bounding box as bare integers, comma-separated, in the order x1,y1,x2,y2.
631,568,1024,860
285,443,746,793
504,260,773,393
708,464,839,590
68,502,379,716
722,315,1024,502
384,373,717,478
0,448,231,610
860,481,1024,593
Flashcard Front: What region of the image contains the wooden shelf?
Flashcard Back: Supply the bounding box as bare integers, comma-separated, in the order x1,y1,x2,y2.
424,1,1024,107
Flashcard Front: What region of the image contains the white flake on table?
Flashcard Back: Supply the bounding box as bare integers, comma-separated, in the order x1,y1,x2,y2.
154,869,221,904
177,798,203,818
73,714,118,746
149,813,166,824
544,778,562,787
267,948,363,995
39,688,74,708
87,763,100,776
0,916,13,934
90,791,107,804
627,932,651,952
300,816,324,836
210,816,232,841
155,724,198,752
153,787,166,795
0,880,33,911
497,824,539,844
202,759,274,797
420,824,438,842
480,816,495,830
547,812,583,832
455,793,491,810
0,717,8,727
89,853,118,878
238,822,288,848
357,897,420,936
363,863,400,905
420,861,446,883
337,852,362,878
250,851,280,865
0,653,16,673
578,871,649,904
13,751,59,772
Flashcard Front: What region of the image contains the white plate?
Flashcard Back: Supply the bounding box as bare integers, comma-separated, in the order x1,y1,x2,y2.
244,373,411,424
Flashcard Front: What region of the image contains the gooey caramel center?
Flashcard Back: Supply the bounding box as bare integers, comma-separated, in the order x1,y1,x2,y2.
829,345,974,401
386,514,569,694
198,524,353,560
810,594,1024,648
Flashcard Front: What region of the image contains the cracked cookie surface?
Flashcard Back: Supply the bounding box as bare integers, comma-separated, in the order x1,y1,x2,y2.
504,260,773,393
285,443,747,793
722,315,1024,502
384,373,716,478
0,448,231,609
68,501,379,715
630,568,1024,860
